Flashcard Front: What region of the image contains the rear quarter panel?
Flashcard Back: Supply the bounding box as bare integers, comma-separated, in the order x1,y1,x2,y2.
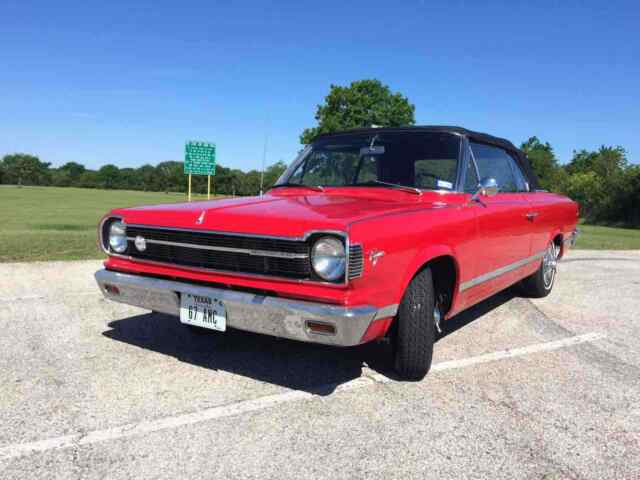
526,192,579,256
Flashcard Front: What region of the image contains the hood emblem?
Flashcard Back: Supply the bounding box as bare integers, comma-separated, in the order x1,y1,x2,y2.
195,211,206,225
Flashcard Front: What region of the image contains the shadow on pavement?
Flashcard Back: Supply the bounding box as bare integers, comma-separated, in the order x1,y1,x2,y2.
103,287,518,394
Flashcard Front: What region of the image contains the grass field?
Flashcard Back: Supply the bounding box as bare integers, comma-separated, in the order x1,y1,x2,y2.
0,186,214,262
574,224,640,250
1,186,639,262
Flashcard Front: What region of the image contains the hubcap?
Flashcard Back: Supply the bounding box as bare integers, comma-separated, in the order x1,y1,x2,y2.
434,305,442,333
542,243,559,289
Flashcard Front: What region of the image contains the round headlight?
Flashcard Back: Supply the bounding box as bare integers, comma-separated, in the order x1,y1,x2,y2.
311,237,346,281
108,221,127,253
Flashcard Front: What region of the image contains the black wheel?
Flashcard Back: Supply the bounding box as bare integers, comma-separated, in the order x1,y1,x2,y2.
519,241,559,298
393,267,436,380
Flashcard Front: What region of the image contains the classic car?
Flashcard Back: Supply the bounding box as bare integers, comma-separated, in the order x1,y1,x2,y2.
95,126,579,380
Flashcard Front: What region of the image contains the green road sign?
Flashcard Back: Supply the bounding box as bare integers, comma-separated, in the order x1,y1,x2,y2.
185,141,216,175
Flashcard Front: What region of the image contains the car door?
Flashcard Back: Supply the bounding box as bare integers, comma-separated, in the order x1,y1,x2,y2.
464,141,533,302
522,189,560,258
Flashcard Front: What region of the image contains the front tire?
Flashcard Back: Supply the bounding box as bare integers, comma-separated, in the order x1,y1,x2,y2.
520,241,559,298
393,268,436,380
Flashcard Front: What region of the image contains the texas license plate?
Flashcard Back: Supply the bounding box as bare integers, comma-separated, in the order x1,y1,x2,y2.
179,293,227,331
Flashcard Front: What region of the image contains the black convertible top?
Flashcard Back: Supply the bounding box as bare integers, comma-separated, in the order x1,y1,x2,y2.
313,125,539,190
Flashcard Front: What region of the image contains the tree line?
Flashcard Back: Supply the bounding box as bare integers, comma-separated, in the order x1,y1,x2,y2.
0,155,288,197
521,137,639,226
2,140,637,226
1,78,638,226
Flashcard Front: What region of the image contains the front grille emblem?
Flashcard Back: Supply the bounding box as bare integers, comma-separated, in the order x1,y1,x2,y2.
195,210,206,225
134,236,147,252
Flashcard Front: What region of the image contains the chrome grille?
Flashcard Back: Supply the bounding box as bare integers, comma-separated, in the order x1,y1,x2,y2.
125,226,311,280
348,244,364,279
126,226,308,255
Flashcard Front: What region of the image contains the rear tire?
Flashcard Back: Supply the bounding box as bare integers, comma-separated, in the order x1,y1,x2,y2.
519,241,559,298
393,268,436,380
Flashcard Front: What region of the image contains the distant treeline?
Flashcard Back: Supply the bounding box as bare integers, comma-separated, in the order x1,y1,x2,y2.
0,157,288,197
521,137,639,226
1,137,639,226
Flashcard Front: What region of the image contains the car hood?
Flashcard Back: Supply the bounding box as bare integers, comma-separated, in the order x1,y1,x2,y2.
114,190,459,237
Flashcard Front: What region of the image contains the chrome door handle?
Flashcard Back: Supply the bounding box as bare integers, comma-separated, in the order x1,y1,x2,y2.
526,212,539,220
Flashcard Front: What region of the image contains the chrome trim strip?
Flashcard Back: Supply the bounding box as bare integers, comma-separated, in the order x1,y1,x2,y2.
344,233,350,284
126,223,346,243
95,269,389,346
459,250,546,292
126,237,309,259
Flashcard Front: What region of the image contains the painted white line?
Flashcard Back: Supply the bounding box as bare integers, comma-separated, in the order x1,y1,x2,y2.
0,292,98,304
367,331,606,383
0,331,605,460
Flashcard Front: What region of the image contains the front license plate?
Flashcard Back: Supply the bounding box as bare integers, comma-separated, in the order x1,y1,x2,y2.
180,293,227,331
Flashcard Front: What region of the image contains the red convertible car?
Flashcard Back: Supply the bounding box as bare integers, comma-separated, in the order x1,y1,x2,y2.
95,126,579,379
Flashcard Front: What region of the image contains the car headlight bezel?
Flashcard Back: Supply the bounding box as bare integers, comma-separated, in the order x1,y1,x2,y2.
108,220,127,253
310,236,346,282
99,216,127,255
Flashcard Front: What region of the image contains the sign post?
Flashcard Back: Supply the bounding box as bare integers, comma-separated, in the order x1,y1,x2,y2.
184,141,216,201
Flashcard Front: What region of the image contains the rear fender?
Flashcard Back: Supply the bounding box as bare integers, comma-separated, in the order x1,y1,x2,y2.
547,228,564,257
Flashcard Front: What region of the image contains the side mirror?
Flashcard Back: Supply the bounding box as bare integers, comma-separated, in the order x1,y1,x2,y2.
472,177,499,201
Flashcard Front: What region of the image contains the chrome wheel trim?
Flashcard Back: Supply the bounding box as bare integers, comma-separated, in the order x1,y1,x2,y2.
542,243,559,290
434,305,442,333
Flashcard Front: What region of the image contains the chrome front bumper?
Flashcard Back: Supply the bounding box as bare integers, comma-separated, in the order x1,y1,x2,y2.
95,270,397,346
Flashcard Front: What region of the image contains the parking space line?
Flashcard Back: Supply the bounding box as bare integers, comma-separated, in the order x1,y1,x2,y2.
366,331,606,383
0,292,99,304
0,331,605,460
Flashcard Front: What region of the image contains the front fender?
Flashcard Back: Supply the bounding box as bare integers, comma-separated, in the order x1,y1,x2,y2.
397,244,460,305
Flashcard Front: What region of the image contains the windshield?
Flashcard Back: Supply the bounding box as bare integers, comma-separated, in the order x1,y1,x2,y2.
276,132,461,191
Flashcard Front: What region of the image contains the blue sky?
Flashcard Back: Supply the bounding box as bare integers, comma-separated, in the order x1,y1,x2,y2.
1,0,638,171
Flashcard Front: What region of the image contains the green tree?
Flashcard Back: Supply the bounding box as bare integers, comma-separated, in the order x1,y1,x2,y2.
238,170,261,196
566,146,627,177
263,161,287,190
520,136,566,191
300,79,415,144
136,164,159,191
60,162,86,182
118,168,143,190
563,171,605,221
77,170,99,188
0,153,51,186
97,164,121,189
156,161,183,193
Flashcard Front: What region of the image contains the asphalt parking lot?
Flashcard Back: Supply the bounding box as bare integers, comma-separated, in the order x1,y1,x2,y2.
1,250,639,479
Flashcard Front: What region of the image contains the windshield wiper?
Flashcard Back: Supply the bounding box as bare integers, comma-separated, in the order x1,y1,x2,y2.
270,183,324,192
354,180,422,196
